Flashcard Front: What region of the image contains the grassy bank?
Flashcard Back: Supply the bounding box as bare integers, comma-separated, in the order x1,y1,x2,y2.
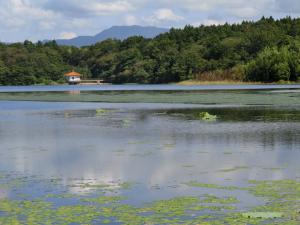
177,80,300,86
177,80,261,85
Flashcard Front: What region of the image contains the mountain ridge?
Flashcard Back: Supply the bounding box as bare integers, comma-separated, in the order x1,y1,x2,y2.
46,25,169,47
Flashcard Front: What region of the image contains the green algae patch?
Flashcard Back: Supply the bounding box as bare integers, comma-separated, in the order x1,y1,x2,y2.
0,194,240,225
199,112,218,121
95,108,112,115
81,195,125,204
0,198,103,225
185,181,240,190
0,177,27,189
1,173,300,225
147,196,199,214
96,108,107,114
119,182,134,190
201,194,239,204
246,180,300,223
248,180,300,200
108,195,240,225
44,193,78,199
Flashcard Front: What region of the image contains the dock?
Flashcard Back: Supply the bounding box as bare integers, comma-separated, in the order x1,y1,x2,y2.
79,80,105,85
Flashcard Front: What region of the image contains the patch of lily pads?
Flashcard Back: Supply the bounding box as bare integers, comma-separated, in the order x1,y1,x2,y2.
0,173,299,224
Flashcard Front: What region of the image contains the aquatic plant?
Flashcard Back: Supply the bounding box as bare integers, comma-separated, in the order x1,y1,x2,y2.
242,212,284,219
184,181,240,190
122,119,132,127
1,173,300,224
199,112,217,121
95,108,111,116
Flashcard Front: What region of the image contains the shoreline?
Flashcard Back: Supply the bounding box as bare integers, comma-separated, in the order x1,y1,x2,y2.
1,80,300,88
176,80,300,86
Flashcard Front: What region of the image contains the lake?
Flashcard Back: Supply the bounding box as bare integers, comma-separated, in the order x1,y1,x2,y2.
0,85,300,224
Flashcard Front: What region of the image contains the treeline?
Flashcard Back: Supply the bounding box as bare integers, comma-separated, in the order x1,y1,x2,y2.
1,16,300,85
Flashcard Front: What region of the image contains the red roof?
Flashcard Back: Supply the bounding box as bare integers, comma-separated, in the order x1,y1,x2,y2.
64,71,81,77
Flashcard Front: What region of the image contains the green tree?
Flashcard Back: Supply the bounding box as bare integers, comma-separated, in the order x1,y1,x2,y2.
246,47,294,82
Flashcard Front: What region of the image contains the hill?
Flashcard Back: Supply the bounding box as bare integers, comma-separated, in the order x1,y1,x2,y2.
1,17,300,85
52,26,169,47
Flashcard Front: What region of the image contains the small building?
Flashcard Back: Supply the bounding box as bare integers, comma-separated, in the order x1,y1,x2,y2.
64,71,81,85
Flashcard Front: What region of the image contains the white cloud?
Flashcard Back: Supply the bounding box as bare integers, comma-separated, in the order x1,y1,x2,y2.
192,19,226,27
90,1,134,15
45,0,135,17
39,21,56,30
160,0,276,19
2,0,300,42
59,31,77,39
144,8,184,25
66,18,93,29
154,8,184,21
163,0,273,12
0,0,59,29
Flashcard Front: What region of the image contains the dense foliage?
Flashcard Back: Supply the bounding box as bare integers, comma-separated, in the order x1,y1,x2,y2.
1,16,300,85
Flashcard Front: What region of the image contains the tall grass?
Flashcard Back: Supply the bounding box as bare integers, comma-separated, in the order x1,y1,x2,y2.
195,66,246,82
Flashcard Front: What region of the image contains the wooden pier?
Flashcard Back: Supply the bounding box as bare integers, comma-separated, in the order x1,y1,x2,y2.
79,79,105,85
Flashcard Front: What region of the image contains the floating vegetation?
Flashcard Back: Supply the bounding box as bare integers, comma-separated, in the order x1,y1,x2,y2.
122,119,132,127
95,108,112,116
242,212,284,219
153,111,168,116
261,167,285,171
223,151,233,155
184,181,240,190
201,194,239,204
0,173,300,224
130,151,153,157
0,177,27,189
199,112,218,121
81,195,125,204
162,143,175,151
182,164,195,168
217,166,249,173
0,193,241,225
64,112,70,118
2,89,300,106
119,182,134,190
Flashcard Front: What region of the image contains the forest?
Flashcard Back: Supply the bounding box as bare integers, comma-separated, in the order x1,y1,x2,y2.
1,16,300,85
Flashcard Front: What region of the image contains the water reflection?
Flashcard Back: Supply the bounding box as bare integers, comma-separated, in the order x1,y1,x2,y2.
0,101,300,199
68,90,81,95
0,189,7,200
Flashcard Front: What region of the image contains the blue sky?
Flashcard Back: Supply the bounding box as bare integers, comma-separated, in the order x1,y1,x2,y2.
1,0,300,42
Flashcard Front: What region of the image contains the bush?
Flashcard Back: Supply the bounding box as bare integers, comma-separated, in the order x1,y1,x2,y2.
246,46,300,82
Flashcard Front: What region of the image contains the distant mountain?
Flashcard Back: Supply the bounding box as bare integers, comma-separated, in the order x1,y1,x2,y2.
49,26,169,47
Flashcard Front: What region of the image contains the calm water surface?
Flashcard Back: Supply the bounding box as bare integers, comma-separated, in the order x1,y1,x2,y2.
0,85,300,223
1,84,300,92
